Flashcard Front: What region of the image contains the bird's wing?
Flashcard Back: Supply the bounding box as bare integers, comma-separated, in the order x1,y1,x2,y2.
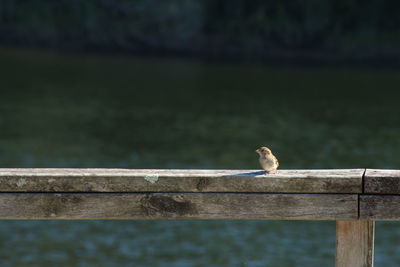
274,156,279,167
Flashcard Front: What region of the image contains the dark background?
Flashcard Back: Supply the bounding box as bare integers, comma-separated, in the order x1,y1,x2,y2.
1,0,400,64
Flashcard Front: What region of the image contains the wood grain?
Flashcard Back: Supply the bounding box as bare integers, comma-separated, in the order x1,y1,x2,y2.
0,168,364,193
364,169,400,194
360,195,400,220
0,193,357,220
336,220,374,267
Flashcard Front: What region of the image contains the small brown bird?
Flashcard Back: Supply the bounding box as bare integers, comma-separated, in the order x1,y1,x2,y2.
255,146,279,175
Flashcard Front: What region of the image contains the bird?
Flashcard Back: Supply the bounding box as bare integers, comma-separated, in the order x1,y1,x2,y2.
255,146,279,175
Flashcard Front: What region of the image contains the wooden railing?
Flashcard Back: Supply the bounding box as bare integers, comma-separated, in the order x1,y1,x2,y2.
1,168,398,266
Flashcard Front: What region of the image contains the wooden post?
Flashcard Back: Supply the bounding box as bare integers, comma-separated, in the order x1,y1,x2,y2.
336,220,375,267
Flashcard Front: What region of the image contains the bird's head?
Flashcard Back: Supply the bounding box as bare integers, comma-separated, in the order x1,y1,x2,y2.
255,146,271,156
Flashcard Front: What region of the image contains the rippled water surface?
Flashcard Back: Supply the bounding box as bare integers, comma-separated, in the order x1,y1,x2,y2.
0,48,400,266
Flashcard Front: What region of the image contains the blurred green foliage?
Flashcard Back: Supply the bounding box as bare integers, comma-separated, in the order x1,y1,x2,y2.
0,0,400,60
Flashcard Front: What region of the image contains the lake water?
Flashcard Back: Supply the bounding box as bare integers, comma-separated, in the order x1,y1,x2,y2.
0,48,400,266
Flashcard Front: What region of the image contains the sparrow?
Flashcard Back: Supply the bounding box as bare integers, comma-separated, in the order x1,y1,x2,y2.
255,146,279,175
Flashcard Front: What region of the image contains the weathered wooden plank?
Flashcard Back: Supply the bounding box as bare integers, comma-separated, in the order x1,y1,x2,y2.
336,220,374,267
364,169,400,194
0,169,364,193
360,195,400,220
0,193,358,220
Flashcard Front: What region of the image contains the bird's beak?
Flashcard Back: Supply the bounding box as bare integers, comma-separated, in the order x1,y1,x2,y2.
255,149,259,153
